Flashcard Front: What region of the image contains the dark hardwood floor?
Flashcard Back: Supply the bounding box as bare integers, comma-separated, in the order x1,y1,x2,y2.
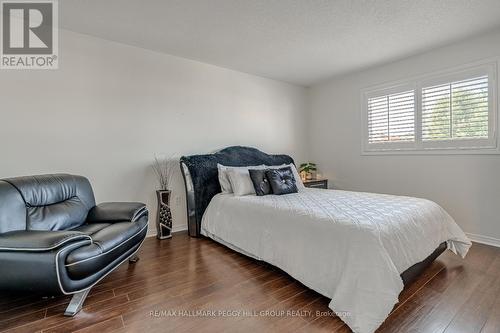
1,232,499,333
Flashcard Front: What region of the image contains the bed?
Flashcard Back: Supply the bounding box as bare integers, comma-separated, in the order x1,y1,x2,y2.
180,146,471,333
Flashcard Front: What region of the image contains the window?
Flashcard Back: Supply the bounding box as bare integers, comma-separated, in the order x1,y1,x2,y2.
421,76,488,141
368,90,415,144
362,62,497,154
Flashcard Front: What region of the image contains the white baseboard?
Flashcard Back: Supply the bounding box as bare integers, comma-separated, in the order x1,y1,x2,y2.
172,225,188,233
146,228,500,248
146,224,188,238
466,232,500,248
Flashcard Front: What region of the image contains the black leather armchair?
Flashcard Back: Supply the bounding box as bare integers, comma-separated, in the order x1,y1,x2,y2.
0,174,148,316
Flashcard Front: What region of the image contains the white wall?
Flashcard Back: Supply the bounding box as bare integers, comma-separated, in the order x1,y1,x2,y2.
4,27,499,244
0,30,308,235
308,29,500,244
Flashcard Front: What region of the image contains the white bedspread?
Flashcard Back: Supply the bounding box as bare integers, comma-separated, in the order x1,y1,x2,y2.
201,188,471,333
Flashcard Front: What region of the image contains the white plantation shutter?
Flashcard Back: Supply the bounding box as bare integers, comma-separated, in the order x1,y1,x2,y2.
422,76,489,141
363,62,497,154
368,90,415,144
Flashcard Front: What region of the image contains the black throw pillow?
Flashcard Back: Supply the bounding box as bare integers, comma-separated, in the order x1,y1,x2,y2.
266,167,298,195
249,169,272,196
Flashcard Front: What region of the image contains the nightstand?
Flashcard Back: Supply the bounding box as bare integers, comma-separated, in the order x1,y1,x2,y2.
303,179,328,189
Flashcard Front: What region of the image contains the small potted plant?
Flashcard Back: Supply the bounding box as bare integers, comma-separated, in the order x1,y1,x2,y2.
299,162,317,180
152,155,177,239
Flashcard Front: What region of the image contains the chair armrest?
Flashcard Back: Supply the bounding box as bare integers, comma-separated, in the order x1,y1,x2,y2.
0,230,91,252
86,202,148,223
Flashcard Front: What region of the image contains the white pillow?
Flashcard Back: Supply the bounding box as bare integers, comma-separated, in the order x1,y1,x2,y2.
217,164,264,193
227,168,257,196
266,163,305,190
217,164,233,193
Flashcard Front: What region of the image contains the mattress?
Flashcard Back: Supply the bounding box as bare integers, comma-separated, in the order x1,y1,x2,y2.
201,188,471,333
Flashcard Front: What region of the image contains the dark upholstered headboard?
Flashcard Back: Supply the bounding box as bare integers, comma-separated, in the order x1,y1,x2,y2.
180,146,294,237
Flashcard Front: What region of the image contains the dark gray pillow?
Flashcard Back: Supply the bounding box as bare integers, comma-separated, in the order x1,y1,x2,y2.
249,169,272,196
266,167,298,195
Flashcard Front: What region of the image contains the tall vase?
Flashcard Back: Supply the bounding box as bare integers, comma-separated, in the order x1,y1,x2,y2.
156,190,172,239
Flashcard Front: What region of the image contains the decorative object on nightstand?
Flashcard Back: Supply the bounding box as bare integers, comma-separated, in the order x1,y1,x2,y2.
152,155,177,239
303,178,328,189
299,162,317,180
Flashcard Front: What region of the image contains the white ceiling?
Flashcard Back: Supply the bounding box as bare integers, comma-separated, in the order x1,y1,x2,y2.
60,0,500,86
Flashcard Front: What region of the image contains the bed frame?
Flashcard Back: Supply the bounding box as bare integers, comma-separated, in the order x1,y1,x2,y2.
180,146,294,237
180,146,446,286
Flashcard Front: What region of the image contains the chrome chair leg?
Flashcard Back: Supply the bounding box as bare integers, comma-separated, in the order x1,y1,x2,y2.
64,288,91,317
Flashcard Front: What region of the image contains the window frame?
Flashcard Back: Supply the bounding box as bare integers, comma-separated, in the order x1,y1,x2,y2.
361,60,498,155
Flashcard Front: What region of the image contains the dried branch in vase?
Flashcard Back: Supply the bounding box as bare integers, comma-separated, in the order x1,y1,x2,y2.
152,154,178,191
